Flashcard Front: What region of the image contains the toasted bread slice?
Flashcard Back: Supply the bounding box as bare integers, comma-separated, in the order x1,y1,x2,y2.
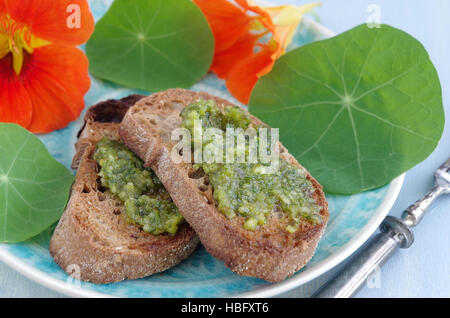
49,95,199,284
119,89,329,282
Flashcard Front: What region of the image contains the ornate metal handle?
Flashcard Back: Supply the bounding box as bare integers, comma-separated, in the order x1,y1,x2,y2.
313,222,408,298
313,185,446,298
402,186,445,227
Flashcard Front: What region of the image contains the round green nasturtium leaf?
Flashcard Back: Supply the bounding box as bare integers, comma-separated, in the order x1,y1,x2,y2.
86,0,214,91
0,124,74,242
250,24,445,194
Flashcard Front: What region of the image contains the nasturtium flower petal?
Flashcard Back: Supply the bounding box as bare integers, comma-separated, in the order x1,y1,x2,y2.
0,54,32,127
0,1,92,132
264,3,321,52
212,32,259,79
194,0,251,54
0,32,8,59
194,0,318,104
227,46,274,104
3,0,94,46
22,45,90,133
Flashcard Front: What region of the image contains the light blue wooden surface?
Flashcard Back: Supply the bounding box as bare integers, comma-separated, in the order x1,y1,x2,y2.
0,0,449,298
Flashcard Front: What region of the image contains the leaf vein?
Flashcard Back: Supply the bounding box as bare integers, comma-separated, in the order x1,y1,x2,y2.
340,45,349,95
298,105,346,158
256,100,343,114
2,182,8,241
350,103,435,142
354,62,425,101
145,0,162,34
93,41,140,69
121,9,140,34
143,40,194,78
146,27,198,41
282,59,344,99
6,134,30,176
350,30,381,96
347,106,364,187
8,182,57,213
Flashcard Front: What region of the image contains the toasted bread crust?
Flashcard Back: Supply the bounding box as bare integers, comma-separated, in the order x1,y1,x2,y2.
49,96,199,284
120,89,329,282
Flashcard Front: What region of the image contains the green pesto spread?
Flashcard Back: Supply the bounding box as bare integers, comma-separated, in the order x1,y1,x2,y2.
94,139,183,235
180,100,322,233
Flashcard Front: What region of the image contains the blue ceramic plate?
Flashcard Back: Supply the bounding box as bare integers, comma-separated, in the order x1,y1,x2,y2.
0,1,404,298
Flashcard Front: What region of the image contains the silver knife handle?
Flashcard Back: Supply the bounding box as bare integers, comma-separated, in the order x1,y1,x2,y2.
402,186,445,227
313,217,413,298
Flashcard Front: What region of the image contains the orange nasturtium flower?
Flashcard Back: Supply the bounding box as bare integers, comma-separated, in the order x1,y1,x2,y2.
0,0,94,133
194,0,319,104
